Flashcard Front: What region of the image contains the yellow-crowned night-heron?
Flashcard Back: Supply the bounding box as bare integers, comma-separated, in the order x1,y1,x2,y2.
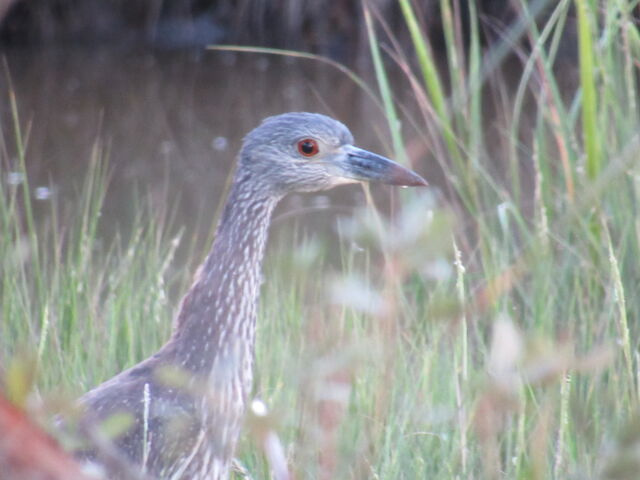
73,112,427,479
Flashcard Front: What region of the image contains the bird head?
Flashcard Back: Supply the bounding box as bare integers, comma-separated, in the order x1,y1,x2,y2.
239,112,427,195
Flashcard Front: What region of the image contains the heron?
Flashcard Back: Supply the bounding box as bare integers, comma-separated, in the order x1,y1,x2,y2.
72,112,427,479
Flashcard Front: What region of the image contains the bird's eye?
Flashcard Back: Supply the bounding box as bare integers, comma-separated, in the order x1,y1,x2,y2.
297,138,319,157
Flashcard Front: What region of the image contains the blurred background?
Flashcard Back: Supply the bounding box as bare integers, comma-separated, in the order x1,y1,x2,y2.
0,0,580,247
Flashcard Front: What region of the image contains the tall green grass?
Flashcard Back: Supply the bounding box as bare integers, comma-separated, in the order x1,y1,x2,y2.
0,102,183,400
351,0,640,478
2,1,640,479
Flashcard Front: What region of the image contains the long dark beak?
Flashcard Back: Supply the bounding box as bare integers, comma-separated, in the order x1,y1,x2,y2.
341,145,427,187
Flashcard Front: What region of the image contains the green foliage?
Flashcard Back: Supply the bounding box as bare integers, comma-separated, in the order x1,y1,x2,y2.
336,0,640,478
0,101,181,397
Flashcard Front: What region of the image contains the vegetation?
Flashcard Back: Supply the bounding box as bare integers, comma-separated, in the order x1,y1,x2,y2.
2,1,640,479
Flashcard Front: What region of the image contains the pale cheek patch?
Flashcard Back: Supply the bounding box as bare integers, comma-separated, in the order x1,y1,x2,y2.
326,176,360,187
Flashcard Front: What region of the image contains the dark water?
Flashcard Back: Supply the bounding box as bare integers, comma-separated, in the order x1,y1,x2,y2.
1,47,430,253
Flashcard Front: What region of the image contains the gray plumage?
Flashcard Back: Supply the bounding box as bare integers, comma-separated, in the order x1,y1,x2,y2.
70,112,427,479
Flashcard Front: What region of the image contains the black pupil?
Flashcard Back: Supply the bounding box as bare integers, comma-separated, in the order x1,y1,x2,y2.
301,141,315,154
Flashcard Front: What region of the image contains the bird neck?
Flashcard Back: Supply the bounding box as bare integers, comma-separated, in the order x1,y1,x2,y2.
167,172,280,377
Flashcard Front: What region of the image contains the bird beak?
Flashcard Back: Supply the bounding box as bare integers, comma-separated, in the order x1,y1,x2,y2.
338,145,428,187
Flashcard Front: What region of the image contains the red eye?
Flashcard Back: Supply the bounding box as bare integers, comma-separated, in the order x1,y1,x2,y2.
297,138,319,157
